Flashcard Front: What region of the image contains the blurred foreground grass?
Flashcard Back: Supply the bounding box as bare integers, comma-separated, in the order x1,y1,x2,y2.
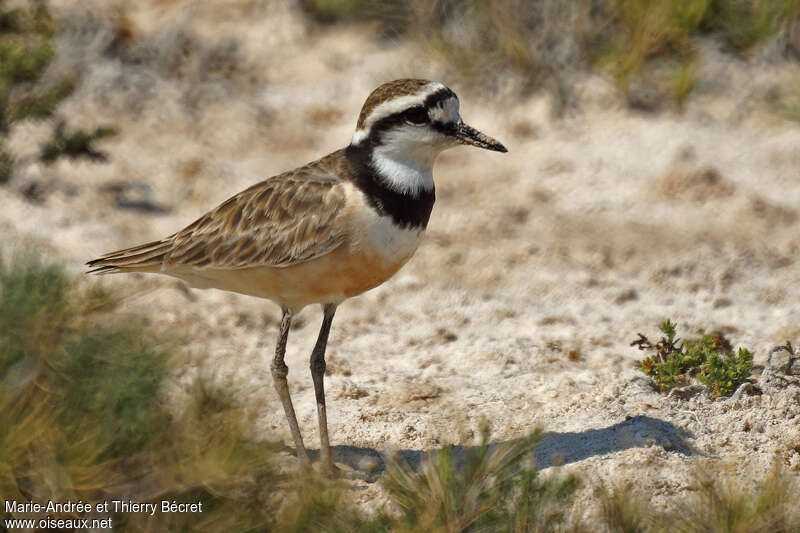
0,251,579,531
0,252,280,530
1,252,798,531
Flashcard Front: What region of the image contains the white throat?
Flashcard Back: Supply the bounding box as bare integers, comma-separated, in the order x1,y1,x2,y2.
368,132,441,196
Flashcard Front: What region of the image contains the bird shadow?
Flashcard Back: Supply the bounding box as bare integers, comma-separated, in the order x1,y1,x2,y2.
304,415,695,477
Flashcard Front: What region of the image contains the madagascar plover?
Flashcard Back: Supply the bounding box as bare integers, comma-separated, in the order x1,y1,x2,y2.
88,79,507,476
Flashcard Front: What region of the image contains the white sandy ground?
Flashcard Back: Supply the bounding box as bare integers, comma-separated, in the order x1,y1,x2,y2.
3,0,800,521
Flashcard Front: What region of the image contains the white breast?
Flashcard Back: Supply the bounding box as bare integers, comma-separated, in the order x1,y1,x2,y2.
345,184,425,266
363,208,425,264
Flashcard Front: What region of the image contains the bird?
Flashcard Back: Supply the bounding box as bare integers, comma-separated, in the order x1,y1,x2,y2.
87,79,507,476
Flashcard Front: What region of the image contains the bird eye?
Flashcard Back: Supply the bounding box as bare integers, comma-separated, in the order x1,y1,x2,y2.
404,107,428,125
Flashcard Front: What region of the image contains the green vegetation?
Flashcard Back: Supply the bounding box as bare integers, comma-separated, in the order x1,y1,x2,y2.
0,252,168,504
704,0,800,51
598,0,705,95
39,121,117,163
383,426,580,532
599,467,800,533
767,86,800,124
674,466,800,533
0,0,114,183
0,251,275,528
300,0,800,108
300,0,373,23
600,0,800,105
633,320,754,397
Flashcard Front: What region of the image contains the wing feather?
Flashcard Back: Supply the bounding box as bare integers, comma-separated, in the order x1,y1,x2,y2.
88,151,351,273
164,158,349,269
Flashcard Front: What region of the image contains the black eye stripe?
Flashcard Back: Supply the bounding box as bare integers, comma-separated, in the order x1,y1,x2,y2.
431,121,457,135
358,91,458,147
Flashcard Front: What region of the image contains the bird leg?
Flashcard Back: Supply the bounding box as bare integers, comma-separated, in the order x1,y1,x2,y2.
310,303,337,475
270,307,310,468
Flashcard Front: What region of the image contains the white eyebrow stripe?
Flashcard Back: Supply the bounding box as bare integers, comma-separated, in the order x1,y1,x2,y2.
351,128,368,145
351,82,446,145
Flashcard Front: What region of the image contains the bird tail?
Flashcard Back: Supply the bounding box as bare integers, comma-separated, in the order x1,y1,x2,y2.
86,236,174,274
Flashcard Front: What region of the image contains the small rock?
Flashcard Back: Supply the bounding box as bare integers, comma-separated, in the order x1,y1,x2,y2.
21,180,49,203
435,328,458,343
729,382,761,401
712,297,732,309
326,354,352,376
668,385,704,400
626,80,664,112
338,380,368,400
385,382,443,405
400,383,442,402
614,288,638,305
767,347,793,374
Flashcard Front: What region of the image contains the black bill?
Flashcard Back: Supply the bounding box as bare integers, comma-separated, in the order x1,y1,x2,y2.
455,122,508,153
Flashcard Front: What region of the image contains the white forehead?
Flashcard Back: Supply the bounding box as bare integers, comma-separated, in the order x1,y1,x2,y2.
428,96,460,124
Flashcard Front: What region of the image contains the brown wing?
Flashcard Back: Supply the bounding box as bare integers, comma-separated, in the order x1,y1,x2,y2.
88,152,350,273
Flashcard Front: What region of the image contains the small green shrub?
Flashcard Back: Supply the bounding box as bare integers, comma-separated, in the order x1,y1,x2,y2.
0,0,114,184
633,320,753,397
694,345,753,397
598,0,708,90
40,121,118,163
62,327,168,459
704,0,800,52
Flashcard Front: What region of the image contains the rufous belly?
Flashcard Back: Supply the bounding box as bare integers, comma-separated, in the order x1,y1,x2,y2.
167,238,417,311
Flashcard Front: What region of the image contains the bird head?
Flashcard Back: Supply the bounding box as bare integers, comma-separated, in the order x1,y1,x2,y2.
349,79,507,195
